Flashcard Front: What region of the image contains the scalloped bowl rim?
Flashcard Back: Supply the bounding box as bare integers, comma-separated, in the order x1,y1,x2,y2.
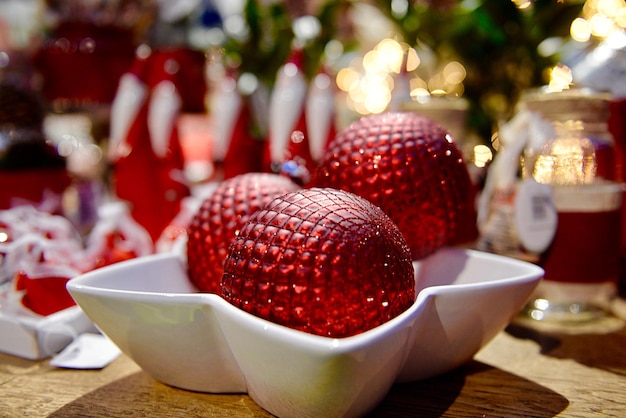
67,248,541,346
66,247,543,418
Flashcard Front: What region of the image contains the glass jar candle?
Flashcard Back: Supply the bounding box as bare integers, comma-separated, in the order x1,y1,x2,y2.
520,88,623,321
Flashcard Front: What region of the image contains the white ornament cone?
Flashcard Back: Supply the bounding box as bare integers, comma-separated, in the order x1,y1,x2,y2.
209,70,242,163
268,50,307,164
108,73,147,161
148,80,182,158
388,54,411,112
305,70,335,162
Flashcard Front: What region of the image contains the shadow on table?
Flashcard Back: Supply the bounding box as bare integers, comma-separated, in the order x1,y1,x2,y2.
507,321,626,377
48,371,272,417
369,360,568,417
47,361,568,418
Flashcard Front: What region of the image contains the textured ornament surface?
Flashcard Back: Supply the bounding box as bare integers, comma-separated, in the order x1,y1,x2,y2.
221,188,415,338
186,173,300,293
316,112,473,259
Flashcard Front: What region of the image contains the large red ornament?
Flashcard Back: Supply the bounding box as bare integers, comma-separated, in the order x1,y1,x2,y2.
316,112,475,259
221,188,415,338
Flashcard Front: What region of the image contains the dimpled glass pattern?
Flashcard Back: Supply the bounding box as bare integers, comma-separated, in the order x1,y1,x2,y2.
316,112,472,260
187,173,300,293
221,188,415,338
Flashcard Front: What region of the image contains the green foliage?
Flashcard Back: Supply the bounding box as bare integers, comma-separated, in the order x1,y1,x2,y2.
221,0,358,86
221,0,294,85
374,0,585,140
222,0,585,142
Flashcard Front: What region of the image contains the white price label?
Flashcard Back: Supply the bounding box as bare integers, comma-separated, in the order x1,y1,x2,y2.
514,179,558,253
50,333,120,369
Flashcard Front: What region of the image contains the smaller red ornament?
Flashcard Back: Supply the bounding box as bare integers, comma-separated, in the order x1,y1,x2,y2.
186,173,300,293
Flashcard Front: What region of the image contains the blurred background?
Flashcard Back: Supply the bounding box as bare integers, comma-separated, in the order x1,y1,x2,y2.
0,0,624,238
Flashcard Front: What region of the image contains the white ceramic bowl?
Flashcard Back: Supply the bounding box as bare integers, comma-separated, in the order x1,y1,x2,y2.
67,247,543,418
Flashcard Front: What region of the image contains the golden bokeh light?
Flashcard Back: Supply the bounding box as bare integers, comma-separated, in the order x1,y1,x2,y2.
334,37,466,115
443,61,467,85
336,67,359,92
375,38,405,73
406,48,420,71
596,0,623,17
547,64,573,92
473,145,493,168
590,13,615,37
572,0,626,42
512,0,533,9
570,17,591,42
531,137,597,186
616,7,626,27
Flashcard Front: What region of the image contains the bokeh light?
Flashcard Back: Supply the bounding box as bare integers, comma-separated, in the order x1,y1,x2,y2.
570,17,592,42
473,145,493,168
547,64,574,92
571,0,626,42
336,38,466,116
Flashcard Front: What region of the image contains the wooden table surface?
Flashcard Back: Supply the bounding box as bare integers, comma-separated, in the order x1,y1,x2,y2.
2,300,626,417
